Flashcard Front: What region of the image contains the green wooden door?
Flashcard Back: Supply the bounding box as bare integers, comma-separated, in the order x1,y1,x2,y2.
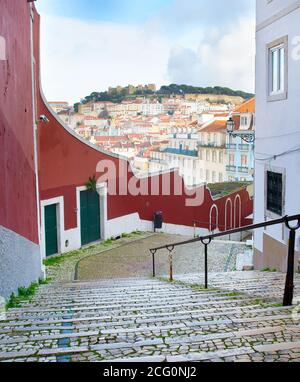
80,190,101,246
45,204,58,257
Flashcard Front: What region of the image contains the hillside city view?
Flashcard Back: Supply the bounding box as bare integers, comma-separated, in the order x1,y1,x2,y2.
50,84,255,188
1,0,300,368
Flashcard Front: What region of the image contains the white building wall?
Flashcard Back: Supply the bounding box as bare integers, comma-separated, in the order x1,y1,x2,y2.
254,0,300,266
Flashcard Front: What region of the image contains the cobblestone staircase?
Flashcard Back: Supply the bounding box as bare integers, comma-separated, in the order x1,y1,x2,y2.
0,272,300,362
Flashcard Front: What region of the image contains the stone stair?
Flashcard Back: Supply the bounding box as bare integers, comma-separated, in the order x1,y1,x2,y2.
0,273,300,362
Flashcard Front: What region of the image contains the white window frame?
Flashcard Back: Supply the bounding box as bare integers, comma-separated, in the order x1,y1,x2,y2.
267,36,288,102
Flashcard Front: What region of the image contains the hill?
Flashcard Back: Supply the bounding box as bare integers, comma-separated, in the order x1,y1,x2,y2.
74,84,254,111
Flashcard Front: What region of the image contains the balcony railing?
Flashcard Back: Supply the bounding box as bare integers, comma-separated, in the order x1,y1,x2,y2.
226,144,237,150
198,142,226,149
238,144,250,151
238,166,249,174
226,165,236,172
164,148,198,157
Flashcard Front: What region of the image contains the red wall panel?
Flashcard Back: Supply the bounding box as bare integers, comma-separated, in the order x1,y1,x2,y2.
0,1,39,244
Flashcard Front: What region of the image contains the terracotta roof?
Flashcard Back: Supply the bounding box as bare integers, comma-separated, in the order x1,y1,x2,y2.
94,136,126,142
199,119,227,133
234,98,255,113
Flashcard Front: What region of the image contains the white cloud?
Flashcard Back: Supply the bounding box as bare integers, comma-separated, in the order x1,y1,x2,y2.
39,11,255,105
40,15,171,104
167,16,255,92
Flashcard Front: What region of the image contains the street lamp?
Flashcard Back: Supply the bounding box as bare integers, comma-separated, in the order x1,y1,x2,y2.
226,116,255,143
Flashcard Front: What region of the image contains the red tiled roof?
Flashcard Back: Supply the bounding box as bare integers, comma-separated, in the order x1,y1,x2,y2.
234,98,255,113
200,119,227,133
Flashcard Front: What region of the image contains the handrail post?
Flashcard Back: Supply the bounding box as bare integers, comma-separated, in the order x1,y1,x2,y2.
194,221,196,239
204,244,208,289
283,218,300,306
150,250,156,278
167,246,174,282
201,238,212,289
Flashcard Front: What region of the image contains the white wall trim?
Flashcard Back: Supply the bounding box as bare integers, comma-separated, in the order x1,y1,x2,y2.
257,0,300,32
225,198,233,230
76,184,108,244
41,196,64,259
209,204,219,232
234,195,242,228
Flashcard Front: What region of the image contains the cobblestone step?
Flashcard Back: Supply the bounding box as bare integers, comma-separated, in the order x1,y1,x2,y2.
0,324,294,361
18,293,248,309
6,295,265,317
1,305,293,330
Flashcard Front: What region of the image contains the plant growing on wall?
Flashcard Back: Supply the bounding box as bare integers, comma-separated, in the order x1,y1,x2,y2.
85,175,97,192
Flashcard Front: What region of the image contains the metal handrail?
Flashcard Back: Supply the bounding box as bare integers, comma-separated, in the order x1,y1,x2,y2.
150,214,300,306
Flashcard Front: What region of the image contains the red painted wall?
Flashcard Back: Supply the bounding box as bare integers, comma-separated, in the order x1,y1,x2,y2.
33,7,253,233
0,1,39,244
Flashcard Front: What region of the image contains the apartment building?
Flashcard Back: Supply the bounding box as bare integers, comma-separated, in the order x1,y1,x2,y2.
226,99,255,182
254,0,300,271
141,100,165,116
149,127,202,186
198,119,227,184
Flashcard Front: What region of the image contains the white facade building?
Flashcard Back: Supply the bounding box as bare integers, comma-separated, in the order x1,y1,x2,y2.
254,0,300,271
148,128,202,187
141,100,165,116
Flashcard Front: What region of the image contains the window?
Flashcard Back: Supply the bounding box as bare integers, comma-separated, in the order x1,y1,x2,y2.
206,170,210,183
219,151,223,164
266,171,283,216
271,46,284,93
212,171,216,183
241,116,247,126
206,150,210,161
214,134,217,145
212,151,217,163
241,155,248,166
219,173,223,183
267,37,288,101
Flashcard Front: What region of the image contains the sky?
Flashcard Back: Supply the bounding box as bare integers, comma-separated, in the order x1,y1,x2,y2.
36,0,256,104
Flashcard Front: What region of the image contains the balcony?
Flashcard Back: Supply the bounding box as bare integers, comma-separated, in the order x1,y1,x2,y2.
238,166,250,174
198,142,226,149
226,144,237,150
164,148,198,157
238,144,250,151
226,165,237,172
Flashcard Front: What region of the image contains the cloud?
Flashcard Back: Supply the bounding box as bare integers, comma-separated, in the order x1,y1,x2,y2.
166,16,255,92
38,1,255,104
39,15,171,104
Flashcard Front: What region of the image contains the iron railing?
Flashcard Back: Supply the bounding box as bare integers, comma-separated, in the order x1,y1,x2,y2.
149,214,300,306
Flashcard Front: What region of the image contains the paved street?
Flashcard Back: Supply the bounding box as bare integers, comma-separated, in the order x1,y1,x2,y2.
76,233,249,280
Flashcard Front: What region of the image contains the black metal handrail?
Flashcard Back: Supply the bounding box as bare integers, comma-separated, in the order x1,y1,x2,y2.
150,214,300,306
